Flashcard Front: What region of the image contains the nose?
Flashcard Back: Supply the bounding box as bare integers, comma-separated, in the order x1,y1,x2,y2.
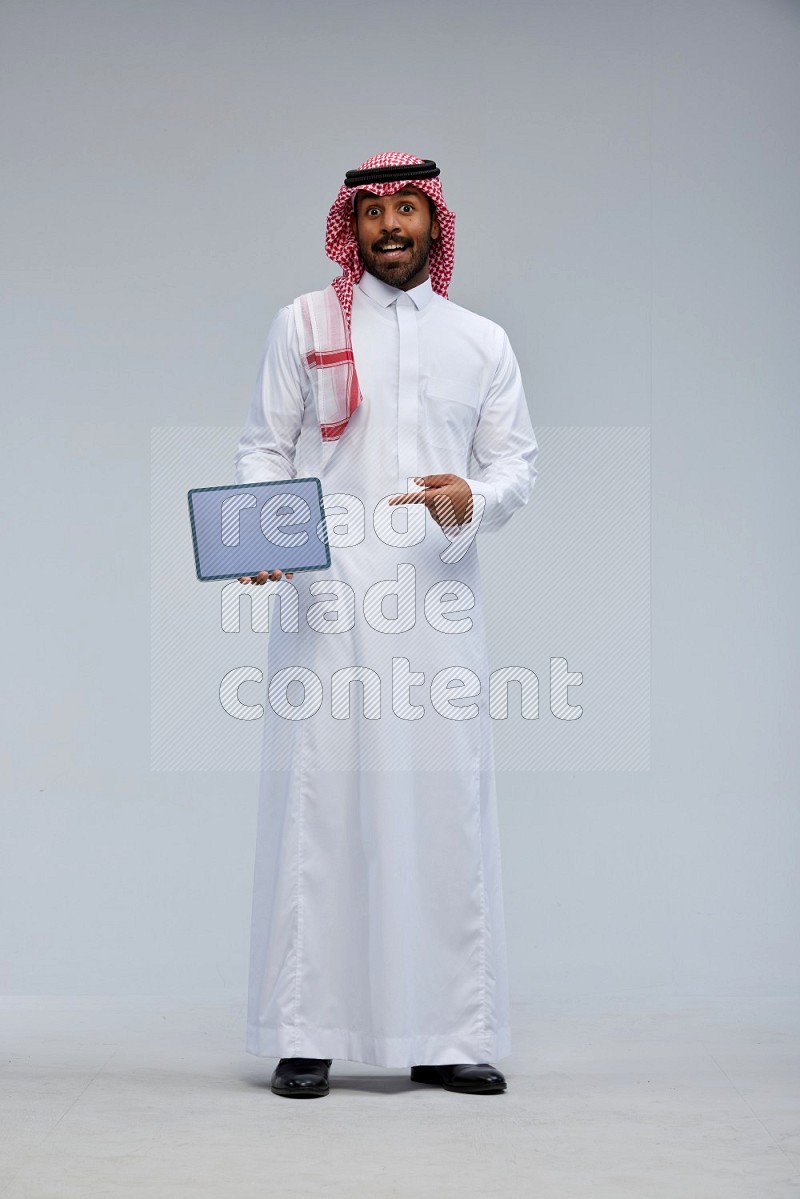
380,211,402,235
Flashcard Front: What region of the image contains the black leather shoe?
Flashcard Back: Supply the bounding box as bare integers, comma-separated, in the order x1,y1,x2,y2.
270,1057,332,1098
410,1062,507,1094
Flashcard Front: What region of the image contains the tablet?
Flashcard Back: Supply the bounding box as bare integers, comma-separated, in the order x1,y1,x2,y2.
188,477,331,581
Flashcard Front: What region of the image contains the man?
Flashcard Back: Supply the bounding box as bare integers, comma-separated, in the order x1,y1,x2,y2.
234,152,538,1098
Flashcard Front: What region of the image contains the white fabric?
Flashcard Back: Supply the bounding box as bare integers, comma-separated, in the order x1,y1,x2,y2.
293,286,360,440
234,270,538,1067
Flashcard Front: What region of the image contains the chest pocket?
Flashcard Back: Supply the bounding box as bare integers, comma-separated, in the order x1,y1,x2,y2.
421,378,481,453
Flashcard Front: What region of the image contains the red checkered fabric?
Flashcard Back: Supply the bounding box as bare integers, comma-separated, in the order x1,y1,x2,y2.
294,288,361,441
326,151,456,330
299,152,455,441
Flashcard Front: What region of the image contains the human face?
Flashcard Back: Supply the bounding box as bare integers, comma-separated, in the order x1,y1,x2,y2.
350,185,440,291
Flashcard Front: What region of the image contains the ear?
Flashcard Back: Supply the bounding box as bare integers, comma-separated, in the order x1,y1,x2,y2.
431,213,440,241
349,211,357,237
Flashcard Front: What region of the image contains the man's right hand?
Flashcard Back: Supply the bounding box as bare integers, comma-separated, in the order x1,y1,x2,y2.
238,570,295,585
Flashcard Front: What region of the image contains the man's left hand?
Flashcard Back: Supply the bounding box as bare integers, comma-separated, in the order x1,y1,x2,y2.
389,474,474,529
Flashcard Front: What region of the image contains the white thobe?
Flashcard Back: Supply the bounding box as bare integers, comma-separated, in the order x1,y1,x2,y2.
234,270,538,1067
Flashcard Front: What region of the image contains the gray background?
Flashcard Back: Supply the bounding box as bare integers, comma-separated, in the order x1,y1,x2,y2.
2,0,798,1005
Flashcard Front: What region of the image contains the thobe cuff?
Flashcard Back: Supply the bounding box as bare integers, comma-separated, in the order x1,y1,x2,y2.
464,477,501,533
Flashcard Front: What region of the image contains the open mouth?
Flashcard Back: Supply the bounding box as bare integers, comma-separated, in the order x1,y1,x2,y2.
375,241,411,259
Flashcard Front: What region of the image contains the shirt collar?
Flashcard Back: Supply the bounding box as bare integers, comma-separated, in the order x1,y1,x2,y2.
356,270,434,311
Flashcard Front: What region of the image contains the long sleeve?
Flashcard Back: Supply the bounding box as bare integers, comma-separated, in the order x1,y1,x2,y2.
234,306,306,485
463,328,539,533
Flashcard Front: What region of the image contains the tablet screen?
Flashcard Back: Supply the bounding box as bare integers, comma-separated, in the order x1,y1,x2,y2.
188,477,331,580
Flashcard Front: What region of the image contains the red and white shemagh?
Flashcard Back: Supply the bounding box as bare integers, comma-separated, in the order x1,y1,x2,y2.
296,152,456,442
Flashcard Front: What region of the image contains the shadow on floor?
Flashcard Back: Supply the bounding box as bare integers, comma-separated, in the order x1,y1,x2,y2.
242,1071,426,1096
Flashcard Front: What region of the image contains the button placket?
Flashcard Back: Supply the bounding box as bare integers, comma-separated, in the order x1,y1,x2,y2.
394,293,419,492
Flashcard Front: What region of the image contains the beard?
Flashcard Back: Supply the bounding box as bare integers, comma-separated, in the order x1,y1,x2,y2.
359,225,434,289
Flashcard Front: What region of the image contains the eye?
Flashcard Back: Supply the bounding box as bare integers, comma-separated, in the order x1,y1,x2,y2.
366,206,381,217
399,203,414,212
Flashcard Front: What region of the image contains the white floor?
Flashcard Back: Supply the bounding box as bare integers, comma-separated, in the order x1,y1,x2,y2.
1,995,798,1198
